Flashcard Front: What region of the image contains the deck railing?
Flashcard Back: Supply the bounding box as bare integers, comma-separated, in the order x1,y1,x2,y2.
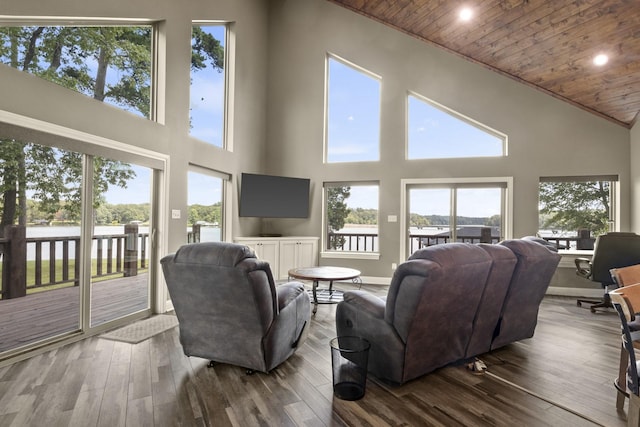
328,228,595,253
327,232,377,252
0,224,149,299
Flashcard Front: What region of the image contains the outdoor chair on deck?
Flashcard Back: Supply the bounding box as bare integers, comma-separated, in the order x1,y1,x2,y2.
575,232,640,312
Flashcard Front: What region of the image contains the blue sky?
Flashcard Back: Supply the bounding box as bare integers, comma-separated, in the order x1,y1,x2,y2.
188,171,222,206
189,25,226,147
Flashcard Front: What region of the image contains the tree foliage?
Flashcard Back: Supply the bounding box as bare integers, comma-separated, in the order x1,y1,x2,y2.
539,181,610,236
188,203,222,226
326,186,350,249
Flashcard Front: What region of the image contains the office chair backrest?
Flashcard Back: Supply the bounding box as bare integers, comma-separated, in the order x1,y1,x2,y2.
590,232,640,285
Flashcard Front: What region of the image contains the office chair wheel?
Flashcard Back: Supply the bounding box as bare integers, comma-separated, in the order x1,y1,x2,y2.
246,369,255,375
207,361,216,368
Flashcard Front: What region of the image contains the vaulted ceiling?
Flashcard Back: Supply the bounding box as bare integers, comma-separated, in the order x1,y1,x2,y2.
327,0,640,128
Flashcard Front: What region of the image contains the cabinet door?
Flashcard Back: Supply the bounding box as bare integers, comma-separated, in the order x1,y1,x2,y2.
296,240,317,268
279,239,318,280
258,241,279,276
278,241,298,280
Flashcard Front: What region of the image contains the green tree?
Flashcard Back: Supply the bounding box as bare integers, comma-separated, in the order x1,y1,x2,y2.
188,203,222,225
410,213,430,228
327,186,350,249
539,181,610,236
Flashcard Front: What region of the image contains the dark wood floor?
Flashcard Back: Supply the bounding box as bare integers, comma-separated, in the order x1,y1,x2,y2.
0,283,629,426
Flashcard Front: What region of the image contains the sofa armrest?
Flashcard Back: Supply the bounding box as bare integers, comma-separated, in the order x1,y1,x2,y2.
342,290,385,319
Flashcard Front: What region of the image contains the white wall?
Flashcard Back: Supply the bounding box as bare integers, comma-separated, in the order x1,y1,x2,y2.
0,0,270,249
266,0,631,278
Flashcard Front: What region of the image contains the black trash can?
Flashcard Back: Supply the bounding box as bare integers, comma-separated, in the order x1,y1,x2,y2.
329,336,370,400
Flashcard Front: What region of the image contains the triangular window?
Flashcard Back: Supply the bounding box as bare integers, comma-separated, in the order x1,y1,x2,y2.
408,93,506,159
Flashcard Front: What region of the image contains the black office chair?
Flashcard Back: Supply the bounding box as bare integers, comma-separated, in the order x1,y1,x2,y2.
575,232,640,313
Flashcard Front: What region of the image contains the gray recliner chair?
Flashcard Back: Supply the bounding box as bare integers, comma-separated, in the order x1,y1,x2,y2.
161,242,311,373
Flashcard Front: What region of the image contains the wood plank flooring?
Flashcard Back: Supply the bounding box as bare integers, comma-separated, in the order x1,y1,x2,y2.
0,284,630,426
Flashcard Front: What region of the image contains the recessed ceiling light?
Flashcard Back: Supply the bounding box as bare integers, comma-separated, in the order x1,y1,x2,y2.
459,7,473,21
593,54,609,66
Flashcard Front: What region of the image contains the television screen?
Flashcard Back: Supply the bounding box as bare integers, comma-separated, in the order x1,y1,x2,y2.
239,173,310,218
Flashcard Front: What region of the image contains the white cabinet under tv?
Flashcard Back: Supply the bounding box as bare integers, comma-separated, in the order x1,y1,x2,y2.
234,236,319,280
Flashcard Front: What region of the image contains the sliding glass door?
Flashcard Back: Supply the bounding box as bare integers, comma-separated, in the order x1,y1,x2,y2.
90,161,153,327
406,180,507,256
0,134,159,355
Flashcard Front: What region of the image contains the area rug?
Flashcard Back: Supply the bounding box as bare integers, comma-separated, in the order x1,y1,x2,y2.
100,314,179,344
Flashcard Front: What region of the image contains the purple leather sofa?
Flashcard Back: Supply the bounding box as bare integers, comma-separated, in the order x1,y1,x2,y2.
335,239,561,384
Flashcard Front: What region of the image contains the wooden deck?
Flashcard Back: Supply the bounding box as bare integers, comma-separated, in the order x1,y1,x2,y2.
0,274,148,353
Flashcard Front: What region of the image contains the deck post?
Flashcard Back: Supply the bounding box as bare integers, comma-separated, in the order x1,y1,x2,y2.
3,225,27,299
124,223,138,277
189,224,201,243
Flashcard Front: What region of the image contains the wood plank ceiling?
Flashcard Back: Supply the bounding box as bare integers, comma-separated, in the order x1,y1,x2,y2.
327,0,640,128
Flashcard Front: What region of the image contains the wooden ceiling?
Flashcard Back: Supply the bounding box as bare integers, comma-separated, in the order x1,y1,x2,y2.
327,0,640,128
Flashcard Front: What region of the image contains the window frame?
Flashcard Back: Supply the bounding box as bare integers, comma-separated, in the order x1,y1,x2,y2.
538,175,618,252
187,164,231,243
400,177,513,260
406,91,507,160
321,180,381,260
189,21,233,150
0,19,157,120
324,53,382,164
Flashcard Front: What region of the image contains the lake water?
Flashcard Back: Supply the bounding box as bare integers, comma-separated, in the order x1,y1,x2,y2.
21,225,221,261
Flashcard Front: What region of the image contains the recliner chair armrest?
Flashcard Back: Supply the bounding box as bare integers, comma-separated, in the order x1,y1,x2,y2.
276,281,307,310
575,257,592,278
342,290,385,319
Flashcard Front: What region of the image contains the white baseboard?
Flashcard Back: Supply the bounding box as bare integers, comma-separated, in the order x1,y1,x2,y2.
545,286,603,298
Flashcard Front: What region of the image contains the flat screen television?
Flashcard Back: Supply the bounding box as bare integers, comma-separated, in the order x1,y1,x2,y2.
239,173,310,218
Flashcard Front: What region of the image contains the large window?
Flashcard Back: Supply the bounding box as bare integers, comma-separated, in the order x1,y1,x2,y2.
0,25,153,118
324,182,379,254
187,167,227,243
538,176,617,250
402,178,512,258
325,56,380,163
190,23,227,147
407,93,506,159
